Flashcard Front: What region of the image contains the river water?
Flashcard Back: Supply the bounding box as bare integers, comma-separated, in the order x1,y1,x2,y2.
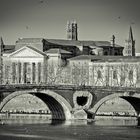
0,117,140,140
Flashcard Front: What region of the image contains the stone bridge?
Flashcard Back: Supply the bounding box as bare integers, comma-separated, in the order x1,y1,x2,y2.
0,84,140,121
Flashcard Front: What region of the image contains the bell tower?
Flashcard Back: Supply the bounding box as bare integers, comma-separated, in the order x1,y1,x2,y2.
67,20,78,40
124,26,135,56
0,37,4,84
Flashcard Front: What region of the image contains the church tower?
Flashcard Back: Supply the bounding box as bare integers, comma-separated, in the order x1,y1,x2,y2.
67,20,78,40
0,37,4,84
124,26,135,56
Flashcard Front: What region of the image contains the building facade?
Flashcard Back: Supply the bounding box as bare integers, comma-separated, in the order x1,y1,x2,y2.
0,22,137,86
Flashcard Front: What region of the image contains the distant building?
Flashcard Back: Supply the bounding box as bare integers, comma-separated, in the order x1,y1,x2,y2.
0,21,138,86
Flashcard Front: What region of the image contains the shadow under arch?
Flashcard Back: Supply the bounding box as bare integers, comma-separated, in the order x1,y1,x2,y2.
91,92,140,116
0,90,72,121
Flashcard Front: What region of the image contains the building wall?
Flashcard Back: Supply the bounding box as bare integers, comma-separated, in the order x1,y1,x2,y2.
15,40,44,51
2,54,140,87
89,62,139,87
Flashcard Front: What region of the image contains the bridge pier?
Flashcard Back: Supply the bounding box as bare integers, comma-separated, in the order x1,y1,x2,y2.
137,117,140,126
136,112,140,126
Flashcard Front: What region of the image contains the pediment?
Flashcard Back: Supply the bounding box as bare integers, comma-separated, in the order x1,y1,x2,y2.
8,46,44,58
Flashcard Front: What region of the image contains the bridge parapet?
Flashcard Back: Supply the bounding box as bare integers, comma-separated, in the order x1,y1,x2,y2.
0,84,140,93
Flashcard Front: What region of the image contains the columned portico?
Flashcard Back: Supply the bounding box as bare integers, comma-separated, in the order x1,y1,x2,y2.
2,46,47,85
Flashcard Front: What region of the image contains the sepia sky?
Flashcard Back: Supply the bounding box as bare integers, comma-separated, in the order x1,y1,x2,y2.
0,0,140,52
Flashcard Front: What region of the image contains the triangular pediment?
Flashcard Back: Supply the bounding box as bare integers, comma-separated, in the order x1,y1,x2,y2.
8,46,45,58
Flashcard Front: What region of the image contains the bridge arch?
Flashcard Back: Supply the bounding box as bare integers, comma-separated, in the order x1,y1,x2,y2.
91,92,140,115
0,90,72,120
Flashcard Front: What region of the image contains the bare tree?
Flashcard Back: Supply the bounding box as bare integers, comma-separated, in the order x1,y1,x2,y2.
46,62,64,85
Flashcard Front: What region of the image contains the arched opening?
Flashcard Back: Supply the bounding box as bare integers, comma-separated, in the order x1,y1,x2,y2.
91,93,140,125
0,90,72,122
91,93,140,116
91,93,140,126
1,94,50,114
95,97,136,117
33,92,65,120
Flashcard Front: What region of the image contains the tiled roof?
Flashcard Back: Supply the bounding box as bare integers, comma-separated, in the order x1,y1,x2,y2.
45,48,72,54
45,39,123,48
14,38,123,48
68,55,140,62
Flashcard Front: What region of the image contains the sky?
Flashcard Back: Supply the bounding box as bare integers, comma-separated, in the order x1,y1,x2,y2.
0,0,140,52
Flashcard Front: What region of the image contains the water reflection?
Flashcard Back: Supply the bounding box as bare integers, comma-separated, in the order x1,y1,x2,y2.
0,114,138,126
1,117,140,140
95,116,138,126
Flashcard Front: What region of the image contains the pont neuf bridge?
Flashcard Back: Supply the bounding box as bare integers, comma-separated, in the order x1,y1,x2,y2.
0,25,140,124
0,84,140,123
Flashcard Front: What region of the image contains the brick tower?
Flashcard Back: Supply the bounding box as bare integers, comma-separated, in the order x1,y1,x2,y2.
67,20,78,40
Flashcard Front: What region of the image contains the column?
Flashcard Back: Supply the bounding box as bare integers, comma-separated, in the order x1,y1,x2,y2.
32,62,36,84
20,62,23,84
35,62,38,84
30,62,33,84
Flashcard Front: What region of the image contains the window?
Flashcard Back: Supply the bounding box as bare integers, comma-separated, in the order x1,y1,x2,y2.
97,70,102,79
113,70,117,79
129,70,133,80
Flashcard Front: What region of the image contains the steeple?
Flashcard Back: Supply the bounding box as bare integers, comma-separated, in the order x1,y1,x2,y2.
124,26,135,56
129,26,134,41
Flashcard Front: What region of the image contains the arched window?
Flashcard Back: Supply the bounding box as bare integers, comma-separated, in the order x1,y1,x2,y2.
113,70,117,79
97,70,102,79
129,70,133,80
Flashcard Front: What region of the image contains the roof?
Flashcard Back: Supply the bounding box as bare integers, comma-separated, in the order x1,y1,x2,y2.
45,48,72,54
4,45,15,53
2,38,123,54
10,37,123,49
26,46,47,56
68,55,94,61
68,55,140,62
16,38,44,43
8,46,47,57
45,39,123,48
